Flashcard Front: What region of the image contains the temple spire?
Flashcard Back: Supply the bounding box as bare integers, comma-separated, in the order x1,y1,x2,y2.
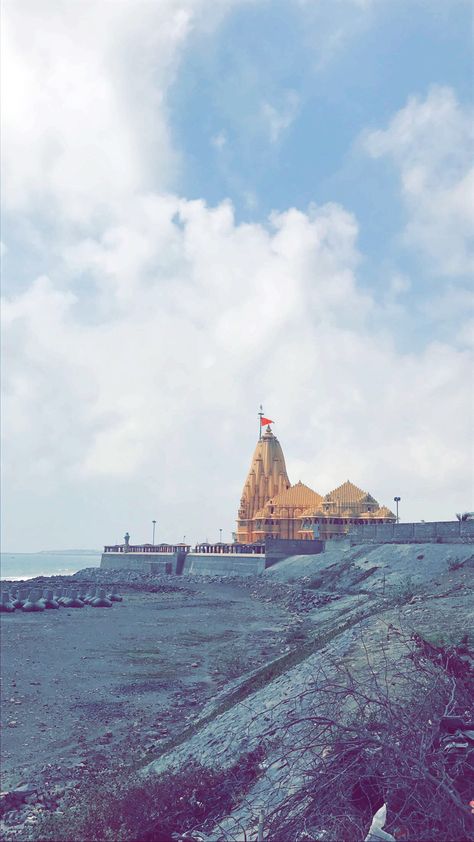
236,418,290,543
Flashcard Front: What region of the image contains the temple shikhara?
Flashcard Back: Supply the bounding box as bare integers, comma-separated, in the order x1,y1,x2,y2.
236,421,395,542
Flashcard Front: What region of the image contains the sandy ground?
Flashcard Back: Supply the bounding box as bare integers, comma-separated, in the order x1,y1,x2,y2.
0,580,290,796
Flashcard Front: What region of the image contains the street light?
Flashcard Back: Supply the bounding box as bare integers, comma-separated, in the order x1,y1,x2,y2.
152,520,156,545
394,497,401,523
219,528,223,543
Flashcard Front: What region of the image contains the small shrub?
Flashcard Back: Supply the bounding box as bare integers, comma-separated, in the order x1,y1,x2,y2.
285,627,308,644
33,748,265,842
414,628,470,649
213,649,254,679
393,575,420,604
306,576,323,590
448,558,465,572
264,633,474,842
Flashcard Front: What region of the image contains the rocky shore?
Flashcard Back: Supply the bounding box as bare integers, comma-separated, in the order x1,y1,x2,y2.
1,569,315,840
1,543,473,841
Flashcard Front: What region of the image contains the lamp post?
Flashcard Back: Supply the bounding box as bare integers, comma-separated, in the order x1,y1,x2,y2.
394,497,401,524
152,520,156,545
219,528,223,543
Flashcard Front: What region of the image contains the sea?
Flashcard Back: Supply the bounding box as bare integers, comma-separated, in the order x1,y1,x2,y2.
0,551,101,581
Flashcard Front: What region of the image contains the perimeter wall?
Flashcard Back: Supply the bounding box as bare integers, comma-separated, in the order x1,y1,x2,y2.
100,552,175,573
349,520,474,545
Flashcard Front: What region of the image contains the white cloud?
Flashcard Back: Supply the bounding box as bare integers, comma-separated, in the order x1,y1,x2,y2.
2,195,472,548
419,284,474,350
1,5,472,550
211,131,228,150
1,0,244,222
364,86,474,277
389,273,411,296
261,90,300,143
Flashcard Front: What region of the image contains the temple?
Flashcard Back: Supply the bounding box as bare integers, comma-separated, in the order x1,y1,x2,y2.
236,423,395,542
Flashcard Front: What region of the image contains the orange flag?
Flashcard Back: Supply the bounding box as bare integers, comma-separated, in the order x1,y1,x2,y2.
260,417,274,425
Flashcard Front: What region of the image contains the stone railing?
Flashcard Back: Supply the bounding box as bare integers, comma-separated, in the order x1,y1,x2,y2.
103,542,265,556
103,544,190,554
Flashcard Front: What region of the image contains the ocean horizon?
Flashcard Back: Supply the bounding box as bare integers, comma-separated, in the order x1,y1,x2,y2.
0,551,101,580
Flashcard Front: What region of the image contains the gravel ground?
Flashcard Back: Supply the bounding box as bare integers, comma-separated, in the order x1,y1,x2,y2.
1,544,472,839
0,576,293,838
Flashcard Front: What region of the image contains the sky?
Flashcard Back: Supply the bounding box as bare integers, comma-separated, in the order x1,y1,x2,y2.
1,0,473,551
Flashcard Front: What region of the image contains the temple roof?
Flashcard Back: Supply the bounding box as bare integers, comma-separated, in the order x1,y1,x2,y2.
373,505,396,519
355,506,396,519
360,493,378,505
324,480,370,505
268,481,323,509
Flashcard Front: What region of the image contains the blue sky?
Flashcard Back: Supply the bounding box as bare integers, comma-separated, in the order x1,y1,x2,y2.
171,0,472,328
1,0,473,550
172,1,471,218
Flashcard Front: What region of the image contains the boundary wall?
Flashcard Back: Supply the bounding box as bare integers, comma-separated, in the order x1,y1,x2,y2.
182,553,266,577
349,520,474,545
264,538,324,567
100,552,176,573
100,539,323,575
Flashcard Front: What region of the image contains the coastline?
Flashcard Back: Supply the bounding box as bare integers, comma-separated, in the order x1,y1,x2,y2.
0,552,101,582
0,568,295,840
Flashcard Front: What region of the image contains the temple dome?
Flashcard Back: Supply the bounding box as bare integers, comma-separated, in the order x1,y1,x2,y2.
325,480,369,504
267,481,323,510
373,505,396,519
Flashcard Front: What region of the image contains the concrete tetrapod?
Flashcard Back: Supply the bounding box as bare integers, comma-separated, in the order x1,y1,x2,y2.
56,588,69,605
10,589,23,609
0,592,16,612
22,588,45,612
7,590,18,608
87,586,99,603
90,589,112,608
107,585,123,602
14,588,29,608
83,586,97,605
61,588,72,603
42,589,60,609
62,589,84,608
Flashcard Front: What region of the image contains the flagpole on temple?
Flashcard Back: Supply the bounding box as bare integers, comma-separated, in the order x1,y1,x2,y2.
258,405,264,441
